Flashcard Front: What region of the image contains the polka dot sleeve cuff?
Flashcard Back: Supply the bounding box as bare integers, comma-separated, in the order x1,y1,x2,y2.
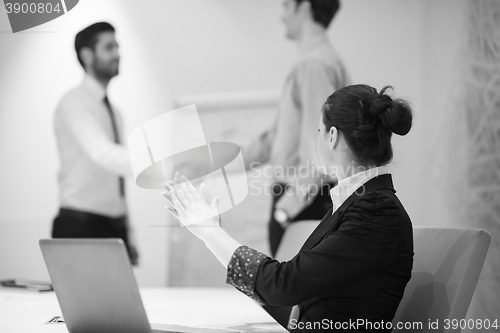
226,245,268,304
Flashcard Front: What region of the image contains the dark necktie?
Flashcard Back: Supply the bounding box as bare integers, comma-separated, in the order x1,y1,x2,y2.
103,96,125,198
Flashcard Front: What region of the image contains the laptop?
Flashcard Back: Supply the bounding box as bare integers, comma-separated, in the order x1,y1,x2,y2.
39,239,238,333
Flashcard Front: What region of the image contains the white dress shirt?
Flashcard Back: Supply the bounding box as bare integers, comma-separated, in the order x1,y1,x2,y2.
330,165,391,214
54,74,133,217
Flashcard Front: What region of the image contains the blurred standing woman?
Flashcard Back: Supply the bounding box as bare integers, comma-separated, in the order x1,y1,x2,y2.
162,84,414,332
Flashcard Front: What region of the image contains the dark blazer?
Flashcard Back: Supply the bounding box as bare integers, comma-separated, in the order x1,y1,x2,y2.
229,174,413,332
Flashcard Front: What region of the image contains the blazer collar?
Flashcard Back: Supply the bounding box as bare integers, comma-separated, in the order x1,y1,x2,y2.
335,173,395,213
330,165,390,213
300,174,395,251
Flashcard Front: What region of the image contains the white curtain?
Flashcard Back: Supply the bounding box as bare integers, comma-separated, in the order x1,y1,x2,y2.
447,0,500,329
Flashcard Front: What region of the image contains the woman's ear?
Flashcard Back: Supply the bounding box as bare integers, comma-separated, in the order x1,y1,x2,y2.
328,126,338,150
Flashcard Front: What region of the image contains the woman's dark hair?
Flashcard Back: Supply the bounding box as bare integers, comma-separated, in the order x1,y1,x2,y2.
322,84,412,167
294,0,340,29
75,22,115,68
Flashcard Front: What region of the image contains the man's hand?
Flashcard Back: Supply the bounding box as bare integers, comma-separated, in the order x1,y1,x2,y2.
127,243,139,266
124,216,139,266
274,185,315,226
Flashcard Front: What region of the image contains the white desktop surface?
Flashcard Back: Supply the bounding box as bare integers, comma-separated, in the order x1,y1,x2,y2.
0,287,285,332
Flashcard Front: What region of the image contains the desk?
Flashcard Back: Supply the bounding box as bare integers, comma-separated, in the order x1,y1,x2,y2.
0,287,287,332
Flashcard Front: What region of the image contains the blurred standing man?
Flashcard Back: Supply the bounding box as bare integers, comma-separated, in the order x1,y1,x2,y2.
244,0,350,257
52,22,138,265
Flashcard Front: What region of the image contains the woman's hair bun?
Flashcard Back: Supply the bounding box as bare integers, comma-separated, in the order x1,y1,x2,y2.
322,84,413,167
376,86,412,136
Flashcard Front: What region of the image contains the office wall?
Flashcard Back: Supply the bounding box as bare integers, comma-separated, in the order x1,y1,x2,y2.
0,0,465,287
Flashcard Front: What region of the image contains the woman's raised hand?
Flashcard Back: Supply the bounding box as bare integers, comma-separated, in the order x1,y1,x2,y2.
161,173,221,238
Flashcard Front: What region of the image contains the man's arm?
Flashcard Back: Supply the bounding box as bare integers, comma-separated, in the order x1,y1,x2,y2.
242,128,274,171
57,95,133,177
274,60,337,219
296,59,338,183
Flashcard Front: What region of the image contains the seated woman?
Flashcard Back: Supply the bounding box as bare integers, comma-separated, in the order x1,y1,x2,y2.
162,84,414,332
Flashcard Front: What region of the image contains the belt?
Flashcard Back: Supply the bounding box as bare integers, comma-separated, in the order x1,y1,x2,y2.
58,208,126,222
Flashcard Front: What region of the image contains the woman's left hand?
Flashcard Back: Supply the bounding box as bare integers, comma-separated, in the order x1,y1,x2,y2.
161,173,221,239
